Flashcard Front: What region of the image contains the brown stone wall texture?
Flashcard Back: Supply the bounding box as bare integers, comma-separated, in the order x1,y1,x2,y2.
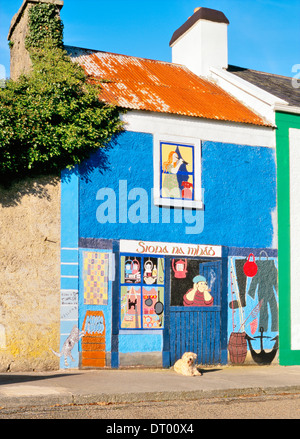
0,177,61,371
9,4,33,81
8,0,64,81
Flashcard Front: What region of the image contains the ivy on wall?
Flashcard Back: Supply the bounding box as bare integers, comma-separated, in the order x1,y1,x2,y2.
0,3,124,187
25,2,64,50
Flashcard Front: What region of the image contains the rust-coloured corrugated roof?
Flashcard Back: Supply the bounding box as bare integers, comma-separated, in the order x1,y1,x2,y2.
66,46,270,127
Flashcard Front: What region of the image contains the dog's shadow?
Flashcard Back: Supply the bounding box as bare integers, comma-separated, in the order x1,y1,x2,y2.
197,367,223,375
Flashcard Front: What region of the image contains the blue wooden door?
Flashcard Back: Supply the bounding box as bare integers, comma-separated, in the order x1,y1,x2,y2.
169,260,222,365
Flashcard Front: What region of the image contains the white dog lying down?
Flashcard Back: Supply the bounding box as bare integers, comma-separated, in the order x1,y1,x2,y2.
174,352,202,377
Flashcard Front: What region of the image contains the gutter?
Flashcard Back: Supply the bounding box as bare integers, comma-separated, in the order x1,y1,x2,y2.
273,104,300,115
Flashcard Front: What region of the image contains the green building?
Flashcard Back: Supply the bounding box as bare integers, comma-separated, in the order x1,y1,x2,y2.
211,66,300,365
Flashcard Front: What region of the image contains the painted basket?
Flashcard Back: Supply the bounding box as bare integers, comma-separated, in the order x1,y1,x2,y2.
81,310,106,368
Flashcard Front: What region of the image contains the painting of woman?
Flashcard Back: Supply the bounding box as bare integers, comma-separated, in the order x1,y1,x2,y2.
162,151,184,198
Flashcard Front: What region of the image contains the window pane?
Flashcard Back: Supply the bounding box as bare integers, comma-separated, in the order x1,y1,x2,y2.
123,256,141,284
171,258,216,307
120,286,142,329
142,286,164,329
160,142,195,200
120,254,165,330
143,256,160,285
157,258,165,285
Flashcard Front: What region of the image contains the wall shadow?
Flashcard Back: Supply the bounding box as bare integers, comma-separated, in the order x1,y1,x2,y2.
0,373,81,385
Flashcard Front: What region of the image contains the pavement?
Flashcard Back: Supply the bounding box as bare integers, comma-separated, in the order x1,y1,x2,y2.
0,365,300,408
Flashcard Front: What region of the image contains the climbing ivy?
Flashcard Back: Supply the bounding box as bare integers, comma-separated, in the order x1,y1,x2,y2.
0,3,124,187
25,2,64,50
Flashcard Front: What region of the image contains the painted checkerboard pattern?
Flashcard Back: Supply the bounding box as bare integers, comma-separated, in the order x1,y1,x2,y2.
83,251,109,305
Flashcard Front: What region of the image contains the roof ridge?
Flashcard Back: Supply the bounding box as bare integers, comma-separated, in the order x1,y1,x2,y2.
66,45,236,88
66,45,230,83
65,44,182,67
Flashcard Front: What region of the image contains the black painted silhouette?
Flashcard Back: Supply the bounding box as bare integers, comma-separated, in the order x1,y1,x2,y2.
245,327,279,365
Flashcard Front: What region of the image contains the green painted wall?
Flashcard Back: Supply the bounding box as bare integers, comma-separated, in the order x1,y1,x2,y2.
276,111,300,365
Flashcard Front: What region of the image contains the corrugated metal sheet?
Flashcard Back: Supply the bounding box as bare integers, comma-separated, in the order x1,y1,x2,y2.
67,46,270,127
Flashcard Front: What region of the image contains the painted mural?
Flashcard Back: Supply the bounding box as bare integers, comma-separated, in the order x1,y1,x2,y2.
183,275,214,306
50,325,84,367
83,251,109,305
58,288,80,368
59,131,278,369
81,311,106,368
228,252,278,365
78,248,113,369
170,258,218,307
169,257,223,365
120,255,165,330
161,142,195,200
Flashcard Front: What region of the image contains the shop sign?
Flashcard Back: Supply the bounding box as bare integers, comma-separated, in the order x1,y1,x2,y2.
120,240,221,258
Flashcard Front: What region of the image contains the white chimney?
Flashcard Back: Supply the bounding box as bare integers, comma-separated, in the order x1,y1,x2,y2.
169,7,229,77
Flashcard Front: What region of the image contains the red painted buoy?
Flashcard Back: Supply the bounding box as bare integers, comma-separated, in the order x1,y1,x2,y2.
243,254,258,277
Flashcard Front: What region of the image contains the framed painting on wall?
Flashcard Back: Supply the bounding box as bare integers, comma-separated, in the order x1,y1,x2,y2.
153,135,203,209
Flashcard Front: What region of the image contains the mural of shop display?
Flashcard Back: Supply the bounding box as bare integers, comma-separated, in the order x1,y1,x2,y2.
120,255,165,329
73,240,277,369
170,257,222,365
228,251,278,365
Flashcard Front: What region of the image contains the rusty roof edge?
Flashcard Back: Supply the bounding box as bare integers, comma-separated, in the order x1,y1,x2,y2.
99,84,273,127
208,76,275,128
121,107,273,128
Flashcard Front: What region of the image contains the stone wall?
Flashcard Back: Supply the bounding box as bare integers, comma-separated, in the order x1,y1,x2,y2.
0,176,61,371
8,3,32,81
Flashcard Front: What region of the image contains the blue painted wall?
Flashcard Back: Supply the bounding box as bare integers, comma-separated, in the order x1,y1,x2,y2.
61,130,277,367
60,168,80,368
202,141,277,248
79,131,277,249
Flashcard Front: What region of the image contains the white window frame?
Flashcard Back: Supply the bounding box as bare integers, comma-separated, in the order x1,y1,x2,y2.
153,134,203,209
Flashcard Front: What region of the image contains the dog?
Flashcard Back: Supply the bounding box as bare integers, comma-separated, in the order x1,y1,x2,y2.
173,352,202,376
